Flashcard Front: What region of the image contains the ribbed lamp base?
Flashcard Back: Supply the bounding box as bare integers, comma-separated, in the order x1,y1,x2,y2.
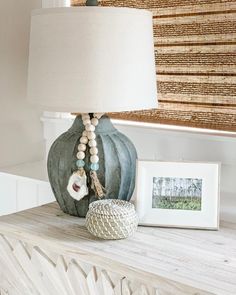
47,115,137,217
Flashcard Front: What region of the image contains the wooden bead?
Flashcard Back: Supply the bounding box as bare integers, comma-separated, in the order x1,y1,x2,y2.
90,147,98,155
91,117,99,126
85,124,95,132
82,130,88,137
90,155,99,163
83,119,91,126
94,113,104,119
76,159,85,168
87,131,96,140
80,136,88,144
77,151,85,160
78,143,86,152
90,163,99,171
82,114,90,120
88,140,97,147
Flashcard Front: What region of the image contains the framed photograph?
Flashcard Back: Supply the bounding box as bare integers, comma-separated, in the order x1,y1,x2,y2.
135,160,220,229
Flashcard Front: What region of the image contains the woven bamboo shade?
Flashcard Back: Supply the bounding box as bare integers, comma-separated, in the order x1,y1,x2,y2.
71,0,236,131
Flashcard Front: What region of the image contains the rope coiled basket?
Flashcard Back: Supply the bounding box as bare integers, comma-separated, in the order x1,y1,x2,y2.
85,199,138,240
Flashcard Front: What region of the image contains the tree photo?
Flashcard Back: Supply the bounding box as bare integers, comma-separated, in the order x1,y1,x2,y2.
152,177,202,211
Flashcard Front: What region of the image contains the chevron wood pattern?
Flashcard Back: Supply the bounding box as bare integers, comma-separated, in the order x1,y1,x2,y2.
71,0,236,131
0,234,156,295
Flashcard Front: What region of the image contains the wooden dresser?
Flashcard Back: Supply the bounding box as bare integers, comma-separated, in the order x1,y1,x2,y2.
0,202,235,295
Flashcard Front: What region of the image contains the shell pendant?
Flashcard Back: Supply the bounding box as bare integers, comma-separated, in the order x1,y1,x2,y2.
67,169,88,201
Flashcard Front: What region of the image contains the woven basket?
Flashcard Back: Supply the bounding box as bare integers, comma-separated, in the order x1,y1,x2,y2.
85,199,138,240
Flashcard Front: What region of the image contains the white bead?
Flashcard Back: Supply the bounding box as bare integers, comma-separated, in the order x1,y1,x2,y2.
87,131,96,140
90,147,98,155
88,140,97,147
85,124,95,132
94,113,104,119
77,151,85,160
91,117,99,126
80,136,88,144
90,155,99,163
82,119,91,126
78,143,86,152
82,114,90,120
82,130,88,137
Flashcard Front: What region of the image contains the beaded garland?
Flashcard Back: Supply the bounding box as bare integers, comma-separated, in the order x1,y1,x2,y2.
67,113,106,201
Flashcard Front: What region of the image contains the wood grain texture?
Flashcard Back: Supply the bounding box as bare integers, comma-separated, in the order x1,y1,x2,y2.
71,0,236,131
0,203,236,295
0,235,154,295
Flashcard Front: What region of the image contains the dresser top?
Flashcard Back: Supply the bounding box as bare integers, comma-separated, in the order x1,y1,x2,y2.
0,202,235,295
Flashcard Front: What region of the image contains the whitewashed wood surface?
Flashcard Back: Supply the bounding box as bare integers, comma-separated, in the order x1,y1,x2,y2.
0,202,235,294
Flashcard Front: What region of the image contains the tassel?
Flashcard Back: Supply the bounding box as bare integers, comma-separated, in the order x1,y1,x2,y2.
90,171,106,199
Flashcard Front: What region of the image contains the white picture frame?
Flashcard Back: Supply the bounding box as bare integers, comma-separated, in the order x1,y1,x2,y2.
135,160,220,230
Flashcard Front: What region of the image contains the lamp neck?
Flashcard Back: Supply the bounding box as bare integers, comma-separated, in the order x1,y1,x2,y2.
86,0,98,6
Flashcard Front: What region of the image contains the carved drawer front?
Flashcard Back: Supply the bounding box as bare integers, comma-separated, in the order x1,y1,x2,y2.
0,234,158,295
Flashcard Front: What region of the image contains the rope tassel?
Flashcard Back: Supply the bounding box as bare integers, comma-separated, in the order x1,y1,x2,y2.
69,113,105,202
90,171,106,199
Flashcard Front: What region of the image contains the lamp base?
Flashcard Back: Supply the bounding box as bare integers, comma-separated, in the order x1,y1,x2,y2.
47,115,137,217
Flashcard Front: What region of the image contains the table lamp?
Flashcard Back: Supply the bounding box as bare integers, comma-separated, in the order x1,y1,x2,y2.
27,1,157,217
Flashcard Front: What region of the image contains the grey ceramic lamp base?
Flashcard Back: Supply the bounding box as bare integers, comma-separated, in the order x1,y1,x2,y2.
47,115,137,217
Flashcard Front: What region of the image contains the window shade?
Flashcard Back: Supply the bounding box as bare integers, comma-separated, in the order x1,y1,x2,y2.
71,0,236,131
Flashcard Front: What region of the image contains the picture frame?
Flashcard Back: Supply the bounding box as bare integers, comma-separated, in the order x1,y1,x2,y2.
135,160,220,230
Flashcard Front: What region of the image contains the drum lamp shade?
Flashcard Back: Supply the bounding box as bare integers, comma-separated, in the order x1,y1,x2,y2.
27,7,157,113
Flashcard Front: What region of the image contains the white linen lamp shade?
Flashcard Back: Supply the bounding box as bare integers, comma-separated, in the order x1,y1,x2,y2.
27,7,157,113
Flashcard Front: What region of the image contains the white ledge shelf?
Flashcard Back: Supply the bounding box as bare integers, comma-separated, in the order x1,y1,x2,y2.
0,160,48,182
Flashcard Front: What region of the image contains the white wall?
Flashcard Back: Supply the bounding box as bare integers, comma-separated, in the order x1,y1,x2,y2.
0,0,44,168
